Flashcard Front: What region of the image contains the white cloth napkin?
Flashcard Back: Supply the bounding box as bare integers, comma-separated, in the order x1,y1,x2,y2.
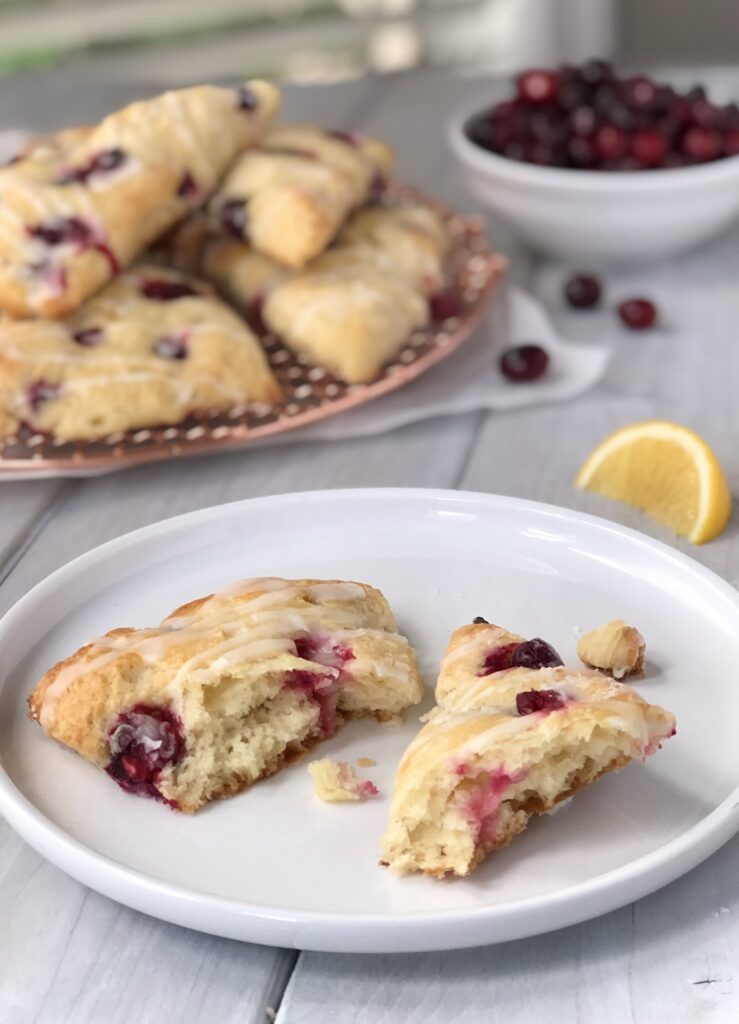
259,286,610,445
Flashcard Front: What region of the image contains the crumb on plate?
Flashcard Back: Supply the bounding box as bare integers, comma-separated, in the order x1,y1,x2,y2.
309,758,379,802
577,619,645,679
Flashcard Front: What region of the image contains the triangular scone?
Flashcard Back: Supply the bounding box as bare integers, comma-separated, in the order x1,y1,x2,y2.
0,81,280,319
381,619,675,877
199,203,448,384
28,578,424,812
208,124,394,269
0,263,281,441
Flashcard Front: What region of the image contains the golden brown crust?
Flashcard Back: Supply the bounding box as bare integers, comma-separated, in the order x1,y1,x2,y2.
577,620,646,679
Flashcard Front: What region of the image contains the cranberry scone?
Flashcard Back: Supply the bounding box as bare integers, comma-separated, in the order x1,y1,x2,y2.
209,124,393,269
381,618,675,877
200,203,447,383
0,263,281,441
0,81,280,319
28,578,424,812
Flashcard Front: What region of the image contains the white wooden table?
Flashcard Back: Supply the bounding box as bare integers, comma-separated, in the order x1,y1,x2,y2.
3,68,739,1023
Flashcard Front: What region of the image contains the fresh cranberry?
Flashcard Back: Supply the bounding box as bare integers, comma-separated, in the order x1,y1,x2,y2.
564,273,601,309
236,85,258,111
71,326,104,347
516,70,561,105
594,125,629,161
578,59,613,87
248,293,266,334
631,128,669,168
516,689,565,716
689,97,723,129
566,135,597,168
140,278,198,301
430,287,464,321
106,704,185,803
681,126,722,162
479,643,519,675
499,344,549,382
618,297,657,330
153,333,189,359
220,198,248,240
29,217,92,247
725,130,739,157
177,171,198,198
512,638,563,669
569,106,598,136
27,379,60,412
472,616,488,624
621,76,659,111
57,148,127,185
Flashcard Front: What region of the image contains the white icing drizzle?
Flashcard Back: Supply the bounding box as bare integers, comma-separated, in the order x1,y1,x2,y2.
36,578,379,731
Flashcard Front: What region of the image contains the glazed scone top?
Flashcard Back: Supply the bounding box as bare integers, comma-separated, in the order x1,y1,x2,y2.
0,81,280,319
28,577,414,735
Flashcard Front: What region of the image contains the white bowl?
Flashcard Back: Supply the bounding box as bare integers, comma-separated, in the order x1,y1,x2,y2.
450,111,739,263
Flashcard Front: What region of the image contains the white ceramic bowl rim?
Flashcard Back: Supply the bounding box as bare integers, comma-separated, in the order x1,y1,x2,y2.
450,109,739,192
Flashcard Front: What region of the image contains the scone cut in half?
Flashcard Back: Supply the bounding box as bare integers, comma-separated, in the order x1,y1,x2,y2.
28,578,423,812
0,263,281,441
0,80,280,319
381,619,675,877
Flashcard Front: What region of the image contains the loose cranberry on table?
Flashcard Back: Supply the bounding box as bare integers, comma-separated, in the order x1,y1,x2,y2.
466,59,739,171
618,297,657,330
499,344,549,383
564,273,601,309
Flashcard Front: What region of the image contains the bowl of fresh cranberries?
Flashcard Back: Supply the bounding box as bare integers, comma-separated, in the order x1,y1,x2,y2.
450,60,739,261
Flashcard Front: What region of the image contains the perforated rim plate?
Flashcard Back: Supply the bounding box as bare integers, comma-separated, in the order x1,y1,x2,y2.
1,489,739,953
0,186,504,477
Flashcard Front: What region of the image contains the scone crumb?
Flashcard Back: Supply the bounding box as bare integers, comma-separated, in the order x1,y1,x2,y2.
380,713,404,727
577,619,645,679
309,759,379,802
357,757,376,767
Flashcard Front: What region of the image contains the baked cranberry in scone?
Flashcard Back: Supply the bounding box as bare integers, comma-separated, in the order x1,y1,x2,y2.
28,578,424,812
381,618,675,877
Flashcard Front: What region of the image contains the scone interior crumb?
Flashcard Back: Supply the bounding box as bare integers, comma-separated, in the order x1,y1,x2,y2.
309,758,378,802
357,757,376,767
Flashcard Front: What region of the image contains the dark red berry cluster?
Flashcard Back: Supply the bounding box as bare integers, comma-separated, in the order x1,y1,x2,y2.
467,59,739,171
564,272,658,330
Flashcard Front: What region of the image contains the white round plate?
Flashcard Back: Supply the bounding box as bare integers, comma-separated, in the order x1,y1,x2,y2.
1,489,738,954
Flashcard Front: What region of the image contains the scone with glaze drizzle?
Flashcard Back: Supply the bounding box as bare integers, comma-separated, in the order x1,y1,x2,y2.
381,618,675,877
28,578,423,812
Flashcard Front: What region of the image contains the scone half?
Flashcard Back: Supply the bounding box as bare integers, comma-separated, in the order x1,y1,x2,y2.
381,620,675,877
28,577,423,812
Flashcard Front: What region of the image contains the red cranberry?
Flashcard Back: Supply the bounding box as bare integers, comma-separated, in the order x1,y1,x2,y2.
681,126,722,162
499,344,549,382
236,85,258,111
27,379,60,412
618,298,657,330
516,70,561,105
294,634,355,672
57,148,127,184
566,136,597,168
220,198,248,240
153,333,189,359
631,128,669,167
29,217,92,247
516,688,565,716
579,59,613,87
569,106,598,136
621,76,659,111
479,643,519,676
472,616,489,624
594,125,629,161
564,273,601,309
140,278,198,301
430,287,464,321
71,326,104,347
177,171,198,198
512,638,563,669
106,704,185,803
326,129,360,147
248,293,266,334
689,98,723,129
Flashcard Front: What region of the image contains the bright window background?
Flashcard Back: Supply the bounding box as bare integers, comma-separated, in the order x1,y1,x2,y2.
0,0,617,83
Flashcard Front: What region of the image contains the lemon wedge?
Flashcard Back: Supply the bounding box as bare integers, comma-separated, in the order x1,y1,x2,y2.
575,420,732,544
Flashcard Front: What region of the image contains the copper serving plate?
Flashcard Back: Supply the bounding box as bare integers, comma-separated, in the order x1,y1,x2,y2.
0,184,505,477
